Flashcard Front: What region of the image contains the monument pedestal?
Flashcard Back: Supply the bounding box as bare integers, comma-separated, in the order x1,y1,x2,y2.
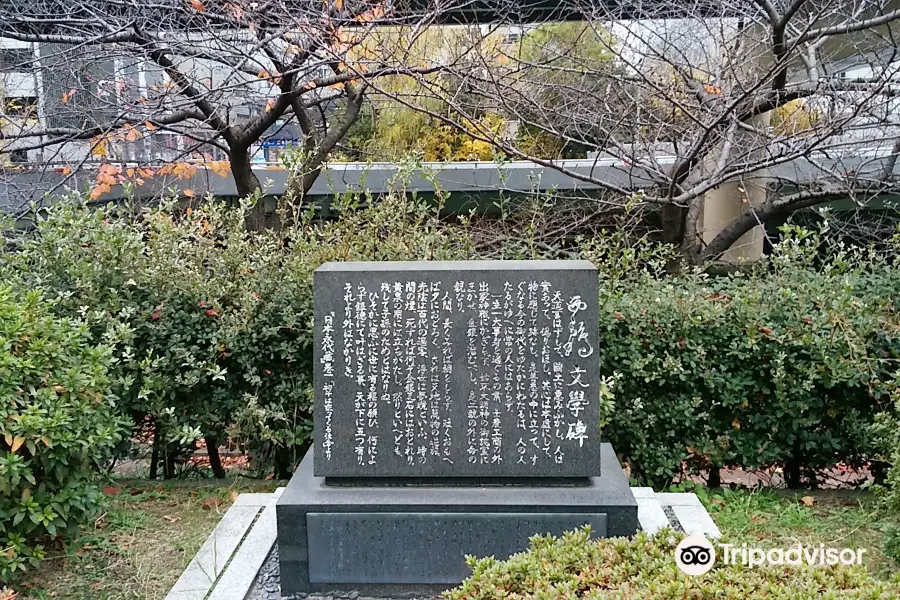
276,443,638,596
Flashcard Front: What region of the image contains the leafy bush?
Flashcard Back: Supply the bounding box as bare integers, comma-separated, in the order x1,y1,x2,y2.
3,189,474,478
446,528,900,600
871,377,900,559
0,286,123,581
597,228,900,488
4,190,900,488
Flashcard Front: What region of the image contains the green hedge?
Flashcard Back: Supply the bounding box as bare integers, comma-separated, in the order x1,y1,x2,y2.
0,286,123,581
599,246,900,487
2,193,473,478
446,528,900,600
3,196,899,486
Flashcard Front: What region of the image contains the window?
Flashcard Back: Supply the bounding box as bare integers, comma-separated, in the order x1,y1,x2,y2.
8,149,28,163
0,48,34,71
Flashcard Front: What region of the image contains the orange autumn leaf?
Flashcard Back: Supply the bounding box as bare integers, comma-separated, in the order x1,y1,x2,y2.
96,163,122,185
90,183,111,200
165,162,197,180
356,4,386,22
61,89,76,104
10,436,24,453
265,98,276,112
258,70,271,79
335,0,343,9
60,166,72,176
190,0,205,12
207,160,231,178
145,121,158,131
125,126,142,142
183,188,196,198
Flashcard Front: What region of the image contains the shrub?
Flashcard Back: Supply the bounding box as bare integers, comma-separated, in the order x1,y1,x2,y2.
871,377,900,559
0,286,123,581
446,528,900,600
598,228,900,488
5,191,900,487
3,189,475,478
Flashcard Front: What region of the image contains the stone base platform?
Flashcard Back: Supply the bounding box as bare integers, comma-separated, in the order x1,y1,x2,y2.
164,481,719,600
276,443,638,597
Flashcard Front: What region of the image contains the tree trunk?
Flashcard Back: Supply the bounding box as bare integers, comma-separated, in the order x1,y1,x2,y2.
274,446,293,481
707,464,721,488
205,435,227,479
660,203,687,245
163,450,177,479
149,422,161,480
230,147,267,231
784,458,802,489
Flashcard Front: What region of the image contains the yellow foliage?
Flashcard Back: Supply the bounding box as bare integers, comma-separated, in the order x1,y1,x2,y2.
90,136,108,157
772,99,821,136
421,114,504,162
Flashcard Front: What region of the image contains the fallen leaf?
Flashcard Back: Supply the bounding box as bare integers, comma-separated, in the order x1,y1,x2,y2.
145,121,158,131
190,0,205,12
163,514,182,524
102,487,122,496
183,188,196,198
800,495,815,506
202,497,222,511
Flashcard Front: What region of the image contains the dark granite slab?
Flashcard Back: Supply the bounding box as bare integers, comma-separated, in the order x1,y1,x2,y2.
313,260,600,478
307,512,607,584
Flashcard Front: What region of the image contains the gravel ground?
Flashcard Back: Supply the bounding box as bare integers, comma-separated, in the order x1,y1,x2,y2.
244,544,443,600
663,506,685,532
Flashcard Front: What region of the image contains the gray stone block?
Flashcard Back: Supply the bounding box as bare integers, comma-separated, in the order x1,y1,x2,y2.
276,443,637,596
313,260,600,479
306,512,608,585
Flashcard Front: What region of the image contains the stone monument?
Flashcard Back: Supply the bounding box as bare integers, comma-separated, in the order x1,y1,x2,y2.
277,261,637,595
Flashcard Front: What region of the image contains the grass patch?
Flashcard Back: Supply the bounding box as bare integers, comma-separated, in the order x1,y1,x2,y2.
704,488,899,580
14,479,278,600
